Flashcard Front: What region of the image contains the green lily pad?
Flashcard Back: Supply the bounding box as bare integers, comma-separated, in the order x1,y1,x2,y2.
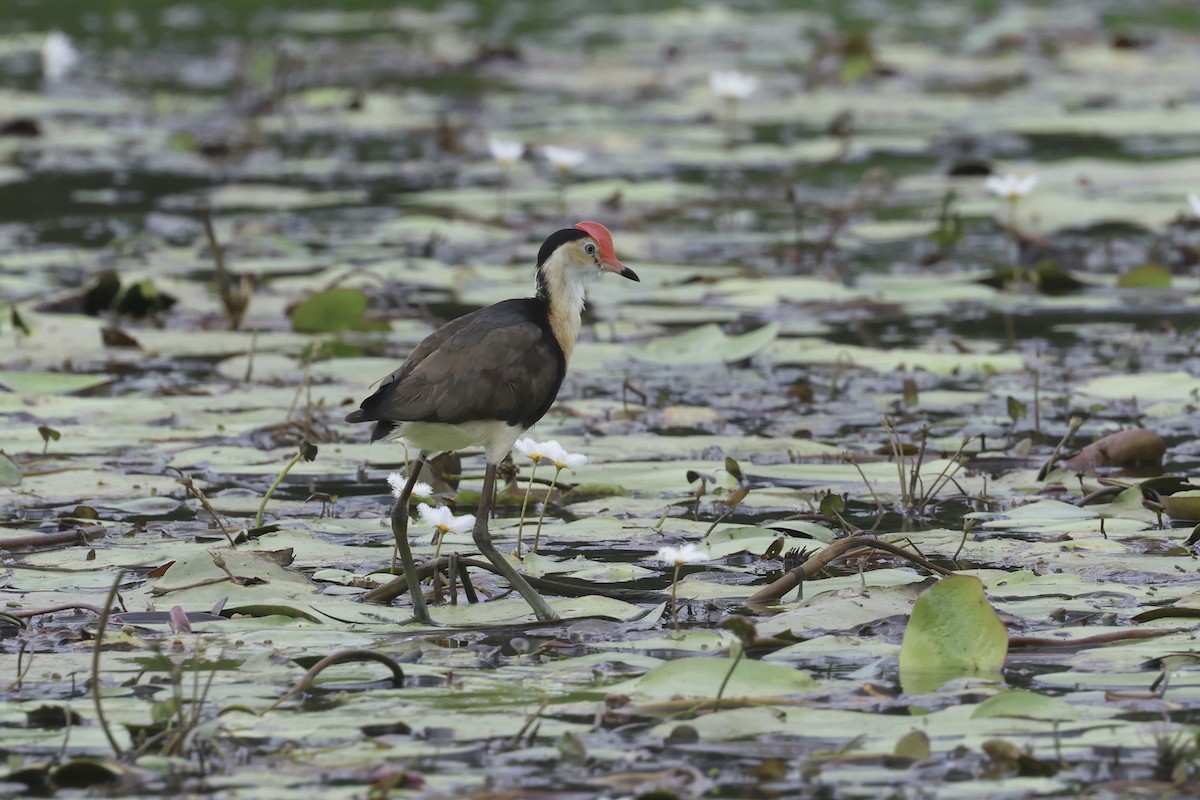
1116,263,1171,289
0,371,112,395
899,575,1008,694
970,690,1089,722
632,323,779,364
1163,490,1200,521
0,452,19,486
289,288,381,333
610,655,814,701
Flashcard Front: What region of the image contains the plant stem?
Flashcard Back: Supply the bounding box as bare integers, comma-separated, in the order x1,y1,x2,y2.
713,645,744,712
882,416,908,511
255,448,304,528
515,460,539,557
1032,366,1041,437
1006,197,1021,267
498,168,509,219
432,529,446,562
556,170,569,216
921,436,972,507
723,98,739,146
92,570,125,759
670,562,681,632
531,466,562,554
844,453,885,513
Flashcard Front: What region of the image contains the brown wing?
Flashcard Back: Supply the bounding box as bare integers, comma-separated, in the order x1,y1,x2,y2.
346,299,565,439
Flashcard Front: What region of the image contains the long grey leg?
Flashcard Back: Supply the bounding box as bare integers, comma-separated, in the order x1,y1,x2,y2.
390,456,431,624
471,463,558,622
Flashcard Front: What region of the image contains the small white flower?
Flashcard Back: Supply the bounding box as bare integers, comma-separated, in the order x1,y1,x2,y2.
515,438,583,470
709,70,759,101
1187,193,1200,218
656,543,710,565
488,137,523,167
514,437,542,461
515,438,563,463
984,173,1039,201
551,448,588,471
417,503,475,535
41,30,79,83
543,145,586,172
387,473,433,500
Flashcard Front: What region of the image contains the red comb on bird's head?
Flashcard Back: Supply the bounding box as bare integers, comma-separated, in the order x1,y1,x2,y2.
573,220,638,282
574,221,615,259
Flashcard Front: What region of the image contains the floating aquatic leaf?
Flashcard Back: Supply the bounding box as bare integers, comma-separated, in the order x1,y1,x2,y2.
611,655,814,701
894,729,931,761
899,575,1008,694
289,288,384,333
1116,263,1171,289
430,595,646,625
221,604,322,622
632,323,779,365
1061,428,1166,474
757,578,930,637
0,452,20,486
0,371,111,395
970,690,1088,722
1162,490,1200,522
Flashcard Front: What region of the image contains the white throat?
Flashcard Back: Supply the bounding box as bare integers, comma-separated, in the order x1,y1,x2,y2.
543,259,594,361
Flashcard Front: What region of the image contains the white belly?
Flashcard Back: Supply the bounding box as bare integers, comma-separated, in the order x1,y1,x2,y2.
387,420,524,465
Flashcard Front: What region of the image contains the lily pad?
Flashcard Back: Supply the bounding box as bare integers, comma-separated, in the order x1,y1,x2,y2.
632,323,779,364
609,655,814,701
289,288,385,333
0,371,112,395
1116,263,1171,289
899,575,1008,694
0,452,19,486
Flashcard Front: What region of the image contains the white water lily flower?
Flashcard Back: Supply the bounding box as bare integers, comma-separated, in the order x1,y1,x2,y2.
657,543,710,565
515,438,566,463
513,437,545,461
709,70,759,101
551,448,587,471
540,441,569,464
543,145,586,171
387,472,432,500
41,30,79,83
1188,193,1200,218
417,503,475,535
984,173,1039,200
488,137,523,167
658,542,708,632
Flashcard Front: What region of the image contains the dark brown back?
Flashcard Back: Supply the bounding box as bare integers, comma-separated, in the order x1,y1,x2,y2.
346,298,566,441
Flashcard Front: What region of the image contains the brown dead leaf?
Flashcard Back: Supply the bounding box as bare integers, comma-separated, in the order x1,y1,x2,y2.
1061,428,1165,475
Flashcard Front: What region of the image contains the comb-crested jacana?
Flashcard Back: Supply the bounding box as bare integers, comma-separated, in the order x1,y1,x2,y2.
347,221,638,621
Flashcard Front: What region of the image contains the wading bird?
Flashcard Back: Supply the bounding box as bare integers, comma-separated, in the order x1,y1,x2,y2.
347,222,638,622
